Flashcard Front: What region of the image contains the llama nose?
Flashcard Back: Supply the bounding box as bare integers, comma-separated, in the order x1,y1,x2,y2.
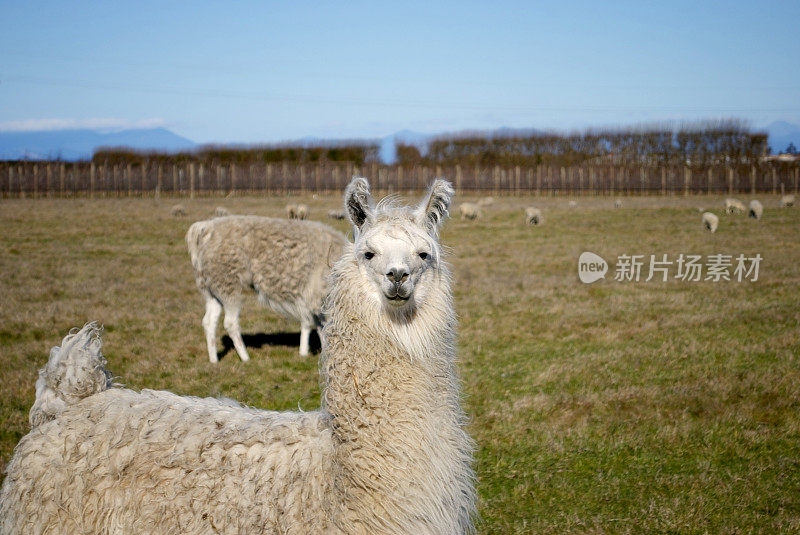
386,267,409,284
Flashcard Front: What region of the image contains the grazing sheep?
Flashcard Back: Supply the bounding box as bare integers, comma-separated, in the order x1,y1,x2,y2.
477,196,494,206
295,204,309,220
285,203,298,219
614,199,623,208
459,202,482,220
749,200,763,220
702,211,719,233
568,200,577,208
187,215,347,361
213,206,230,218
524,207,543,225
170,204,187,217
0,178,477,534
327,209,346,220
781,194,795,208
725,198,746,215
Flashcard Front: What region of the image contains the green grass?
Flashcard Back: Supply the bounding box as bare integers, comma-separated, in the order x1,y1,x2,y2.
1,194,799,533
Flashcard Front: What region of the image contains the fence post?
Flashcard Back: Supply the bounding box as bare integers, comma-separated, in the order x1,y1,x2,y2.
32,164,38,199
514,166,520,195
190,162,196,199
90,163,96,199
795,166,799,194
684,167,690,196
661,167,666,195
772,167,777,195
155,163,162,199
727,167,733,195
640,167,646,195
750,166,756,194
7,166,13,198
45,164,53,198
59,163,65,198
707,168,712,195
537,166,543,196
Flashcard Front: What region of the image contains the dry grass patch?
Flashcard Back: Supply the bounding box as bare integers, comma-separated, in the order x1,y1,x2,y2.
1,194,799,533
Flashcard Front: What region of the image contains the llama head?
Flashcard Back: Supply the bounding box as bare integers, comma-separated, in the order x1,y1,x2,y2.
344,177,454,314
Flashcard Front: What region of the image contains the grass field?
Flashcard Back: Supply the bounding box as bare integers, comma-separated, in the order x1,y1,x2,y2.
1,193,799,533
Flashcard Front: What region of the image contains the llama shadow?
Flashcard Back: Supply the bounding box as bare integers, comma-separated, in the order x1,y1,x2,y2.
218,331,321,360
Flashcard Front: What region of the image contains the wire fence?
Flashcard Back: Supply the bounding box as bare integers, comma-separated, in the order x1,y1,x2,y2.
2,161,798,198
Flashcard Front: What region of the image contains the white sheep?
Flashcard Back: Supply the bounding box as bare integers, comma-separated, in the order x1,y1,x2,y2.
781,194,795,208
614,199,623,208
213,206,230,217
524,207,543,225
187,215,347,361
568,200,577,208
725,198,746,215
459,202,482,220
327,209,346,220
170,204,187,217
295,204,309,220
0,178,477,534
477,196,494,206
702,211,719,233
285,203,298,219
748,200,763,220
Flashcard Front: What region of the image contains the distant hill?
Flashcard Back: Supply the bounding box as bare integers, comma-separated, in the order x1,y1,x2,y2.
764,121,800,153
0,128,196,161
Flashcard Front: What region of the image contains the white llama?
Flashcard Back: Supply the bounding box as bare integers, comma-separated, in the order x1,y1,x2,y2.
0,177,477,534
187,215,347,361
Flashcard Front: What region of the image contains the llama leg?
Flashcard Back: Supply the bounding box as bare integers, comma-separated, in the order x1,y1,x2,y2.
202,297,223,363
223,304,250,362
299,322,312,356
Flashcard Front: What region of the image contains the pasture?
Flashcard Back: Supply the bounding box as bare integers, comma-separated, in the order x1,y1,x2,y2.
1,193,799,533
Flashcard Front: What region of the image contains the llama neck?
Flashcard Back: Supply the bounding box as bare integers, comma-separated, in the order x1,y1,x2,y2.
320,260,475,533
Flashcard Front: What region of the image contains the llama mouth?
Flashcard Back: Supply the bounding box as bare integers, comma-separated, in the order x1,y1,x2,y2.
384,292,410,302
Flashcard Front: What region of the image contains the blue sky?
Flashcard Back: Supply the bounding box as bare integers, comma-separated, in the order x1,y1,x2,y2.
1,1,799,143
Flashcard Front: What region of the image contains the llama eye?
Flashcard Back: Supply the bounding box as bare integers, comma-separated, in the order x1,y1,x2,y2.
419,252,429,260
364,252,375,260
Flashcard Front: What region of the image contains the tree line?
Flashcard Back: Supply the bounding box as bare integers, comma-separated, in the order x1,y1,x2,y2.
92,142,381,166
398,120,770,168
76,120,786,169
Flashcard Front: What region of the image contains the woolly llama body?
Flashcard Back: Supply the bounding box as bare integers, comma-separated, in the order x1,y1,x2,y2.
524,207,543,225
702,211,719,233
459,202,482,220
725,198,746,215
749,200,763,220
187,215,347,361
0,178,476,534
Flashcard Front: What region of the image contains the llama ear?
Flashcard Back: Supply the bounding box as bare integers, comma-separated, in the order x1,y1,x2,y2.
344,177,372,230
416,178,454,233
